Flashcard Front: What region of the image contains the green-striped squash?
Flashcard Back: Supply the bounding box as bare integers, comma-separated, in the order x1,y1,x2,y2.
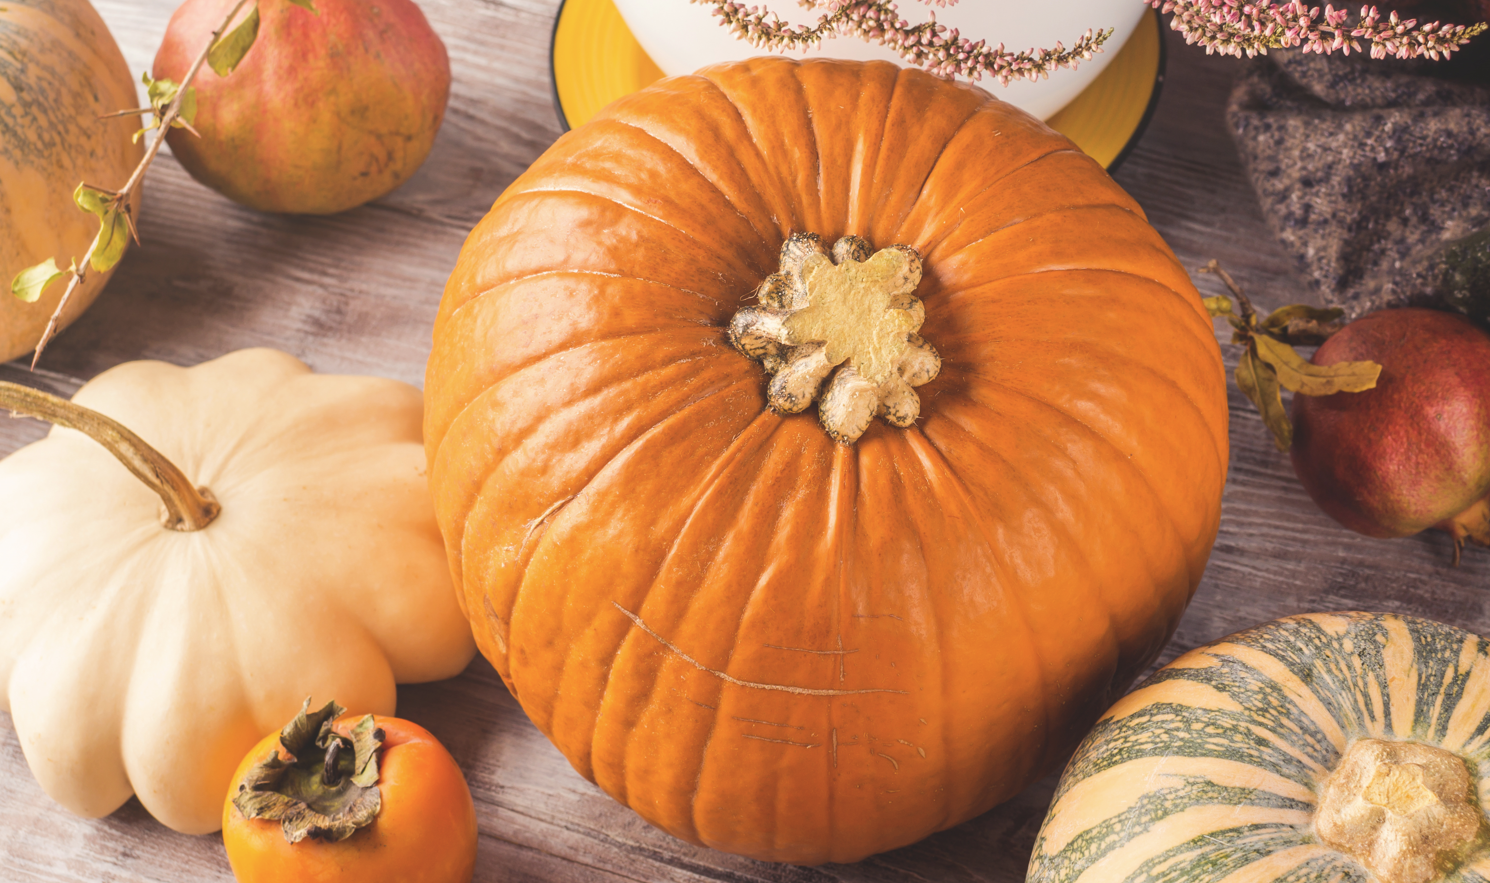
1029,612,1490,883
1,0,142,362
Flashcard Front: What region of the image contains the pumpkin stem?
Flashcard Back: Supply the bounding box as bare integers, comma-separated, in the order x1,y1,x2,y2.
1316,738,1480,883
727,233,941,444
0,380,220,532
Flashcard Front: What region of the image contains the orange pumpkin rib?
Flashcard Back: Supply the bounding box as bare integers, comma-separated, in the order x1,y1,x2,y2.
431,318,725,457
434,343,755,619
698,60,830,237
509,118,776,259
514,401,788,744
930,203,1197,291
853,73,989,247
917,388,1196,674
870,430,1051,828
607,420,832,845
595,78,803,244
568,118,785,257
935,271,1227,482
935,285,1225,486
930,265,1222,373
942,370,1210,586
907,150,1142,259
432,190,754,323
783,61,901,235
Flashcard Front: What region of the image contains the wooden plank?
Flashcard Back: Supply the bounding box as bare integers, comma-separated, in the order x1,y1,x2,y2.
4,3,1488,881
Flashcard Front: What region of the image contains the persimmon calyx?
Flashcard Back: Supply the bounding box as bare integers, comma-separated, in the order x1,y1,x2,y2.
232,698,385,843
729,233,941,444
1316,739,1479,883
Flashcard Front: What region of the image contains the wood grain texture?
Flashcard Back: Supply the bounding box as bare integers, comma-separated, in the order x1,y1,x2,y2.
3,2,1488,880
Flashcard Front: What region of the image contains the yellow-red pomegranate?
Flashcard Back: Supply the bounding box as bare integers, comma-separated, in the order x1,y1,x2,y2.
1292,308,1490,559
153,0,449,214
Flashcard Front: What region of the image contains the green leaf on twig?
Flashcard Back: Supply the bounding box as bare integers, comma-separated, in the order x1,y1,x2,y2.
73,182,111,216
11,258,68,304
73,184,130,273
88,208,131,272
209,3,261,76
136,74,198,142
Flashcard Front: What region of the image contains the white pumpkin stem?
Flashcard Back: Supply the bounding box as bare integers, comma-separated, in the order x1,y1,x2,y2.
0,381,220,531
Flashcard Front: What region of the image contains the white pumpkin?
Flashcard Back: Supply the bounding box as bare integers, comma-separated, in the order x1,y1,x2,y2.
0,348,475,834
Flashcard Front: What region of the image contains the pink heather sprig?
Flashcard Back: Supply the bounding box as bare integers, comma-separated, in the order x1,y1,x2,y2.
692,0,1114,84
1149,2,1487,60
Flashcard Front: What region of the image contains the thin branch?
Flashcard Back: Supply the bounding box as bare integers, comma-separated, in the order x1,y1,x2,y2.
1199,259,1256,324
30,0,255,368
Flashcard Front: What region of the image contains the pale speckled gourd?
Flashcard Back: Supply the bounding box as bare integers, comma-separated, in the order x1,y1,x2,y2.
1030,612,1490,883
0,349,475,834
0,0,142,362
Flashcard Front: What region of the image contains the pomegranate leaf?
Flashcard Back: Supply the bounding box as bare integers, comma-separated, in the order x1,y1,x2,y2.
73,183,111,216
208,3,261,77
286,0,319,11
1253,334,1381,396
11,258,67,304
1260,304,1345,346
88,208,131,273
137,74,197,142
1237,345,1291,452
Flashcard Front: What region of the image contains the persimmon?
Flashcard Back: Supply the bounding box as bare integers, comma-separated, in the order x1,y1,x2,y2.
223,699,477,883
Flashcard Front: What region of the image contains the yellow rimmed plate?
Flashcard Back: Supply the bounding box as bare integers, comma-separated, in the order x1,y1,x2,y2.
550,1,1166,170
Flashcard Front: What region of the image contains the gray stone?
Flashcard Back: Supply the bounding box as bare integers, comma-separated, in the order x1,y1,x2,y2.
1228,49,1490,319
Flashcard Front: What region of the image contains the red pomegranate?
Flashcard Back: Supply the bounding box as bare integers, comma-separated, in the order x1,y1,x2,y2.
1291,308,1490,561
154,0,449,214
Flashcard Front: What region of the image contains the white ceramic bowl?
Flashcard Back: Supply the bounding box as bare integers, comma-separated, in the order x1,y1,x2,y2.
612,0,1147,120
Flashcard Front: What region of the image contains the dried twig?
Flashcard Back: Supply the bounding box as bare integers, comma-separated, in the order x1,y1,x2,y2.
22,0,258,367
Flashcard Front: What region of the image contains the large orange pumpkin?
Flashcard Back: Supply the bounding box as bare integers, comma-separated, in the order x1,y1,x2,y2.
425,58,1229,864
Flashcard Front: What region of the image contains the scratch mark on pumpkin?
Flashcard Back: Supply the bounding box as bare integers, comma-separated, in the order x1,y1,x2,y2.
522,495,574,555
763,644,859,655
877,752,900,771
839,635,847,683
613,602,906,697
852,613,904,621
690,699,716,710
481,595,509,655
734,716,804,730
832,728,838,768
742,734,818,748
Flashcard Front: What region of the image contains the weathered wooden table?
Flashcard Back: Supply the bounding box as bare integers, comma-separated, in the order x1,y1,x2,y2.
4,2,1485,880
